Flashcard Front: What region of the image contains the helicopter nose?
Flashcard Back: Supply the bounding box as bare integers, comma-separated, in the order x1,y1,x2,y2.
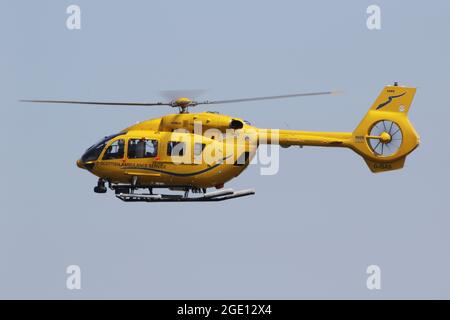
76,159,86,169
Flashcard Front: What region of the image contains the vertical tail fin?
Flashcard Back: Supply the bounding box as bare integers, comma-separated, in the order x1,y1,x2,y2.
369,83,416,114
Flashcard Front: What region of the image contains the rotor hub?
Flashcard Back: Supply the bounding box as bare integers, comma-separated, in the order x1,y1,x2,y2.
379,131,392,143
172,97,193,107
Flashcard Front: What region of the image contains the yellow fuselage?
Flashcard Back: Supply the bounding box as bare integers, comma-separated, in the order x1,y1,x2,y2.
78,113,261,188
77,84,421,189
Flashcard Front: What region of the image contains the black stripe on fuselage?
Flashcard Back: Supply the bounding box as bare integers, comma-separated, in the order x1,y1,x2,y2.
122,156,232,177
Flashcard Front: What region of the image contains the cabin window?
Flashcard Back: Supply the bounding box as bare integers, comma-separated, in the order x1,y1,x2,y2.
167,141,186,157
194,143,206,156
102,139,125,160
128,139,158,158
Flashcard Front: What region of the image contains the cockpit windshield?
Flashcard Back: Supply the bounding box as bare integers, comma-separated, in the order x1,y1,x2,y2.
81,133,124,162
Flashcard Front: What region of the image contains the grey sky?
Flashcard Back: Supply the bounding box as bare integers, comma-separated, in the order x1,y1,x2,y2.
1,0,449,298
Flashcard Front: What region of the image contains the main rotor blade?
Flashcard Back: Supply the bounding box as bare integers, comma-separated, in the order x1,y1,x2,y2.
20,89,343,108
19,99,171,106
195,90,341,105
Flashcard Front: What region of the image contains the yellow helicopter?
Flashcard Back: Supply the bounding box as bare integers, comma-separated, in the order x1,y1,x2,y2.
22,82,420,202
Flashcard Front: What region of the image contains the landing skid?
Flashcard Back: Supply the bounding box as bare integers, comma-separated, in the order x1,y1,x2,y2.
116,188,255,202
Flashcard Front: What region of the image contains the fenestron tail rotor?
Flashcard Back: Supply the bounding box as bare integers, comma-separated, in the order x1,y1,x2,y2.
367,120,403,157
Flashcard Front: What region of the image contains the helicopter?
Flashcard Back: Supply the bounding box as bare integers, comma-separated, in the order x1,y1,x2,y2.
21,82,420,202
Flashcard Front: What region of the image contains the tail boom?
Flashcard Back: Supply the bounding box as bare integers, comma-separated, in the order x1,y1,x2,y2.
256,84,420,173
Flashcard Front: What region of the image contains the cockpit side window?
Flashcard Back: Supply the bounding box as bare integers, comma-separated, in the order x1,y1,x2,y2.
81,133,124,162
128,139,158,158
102,139,125,160
81,143,105,162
